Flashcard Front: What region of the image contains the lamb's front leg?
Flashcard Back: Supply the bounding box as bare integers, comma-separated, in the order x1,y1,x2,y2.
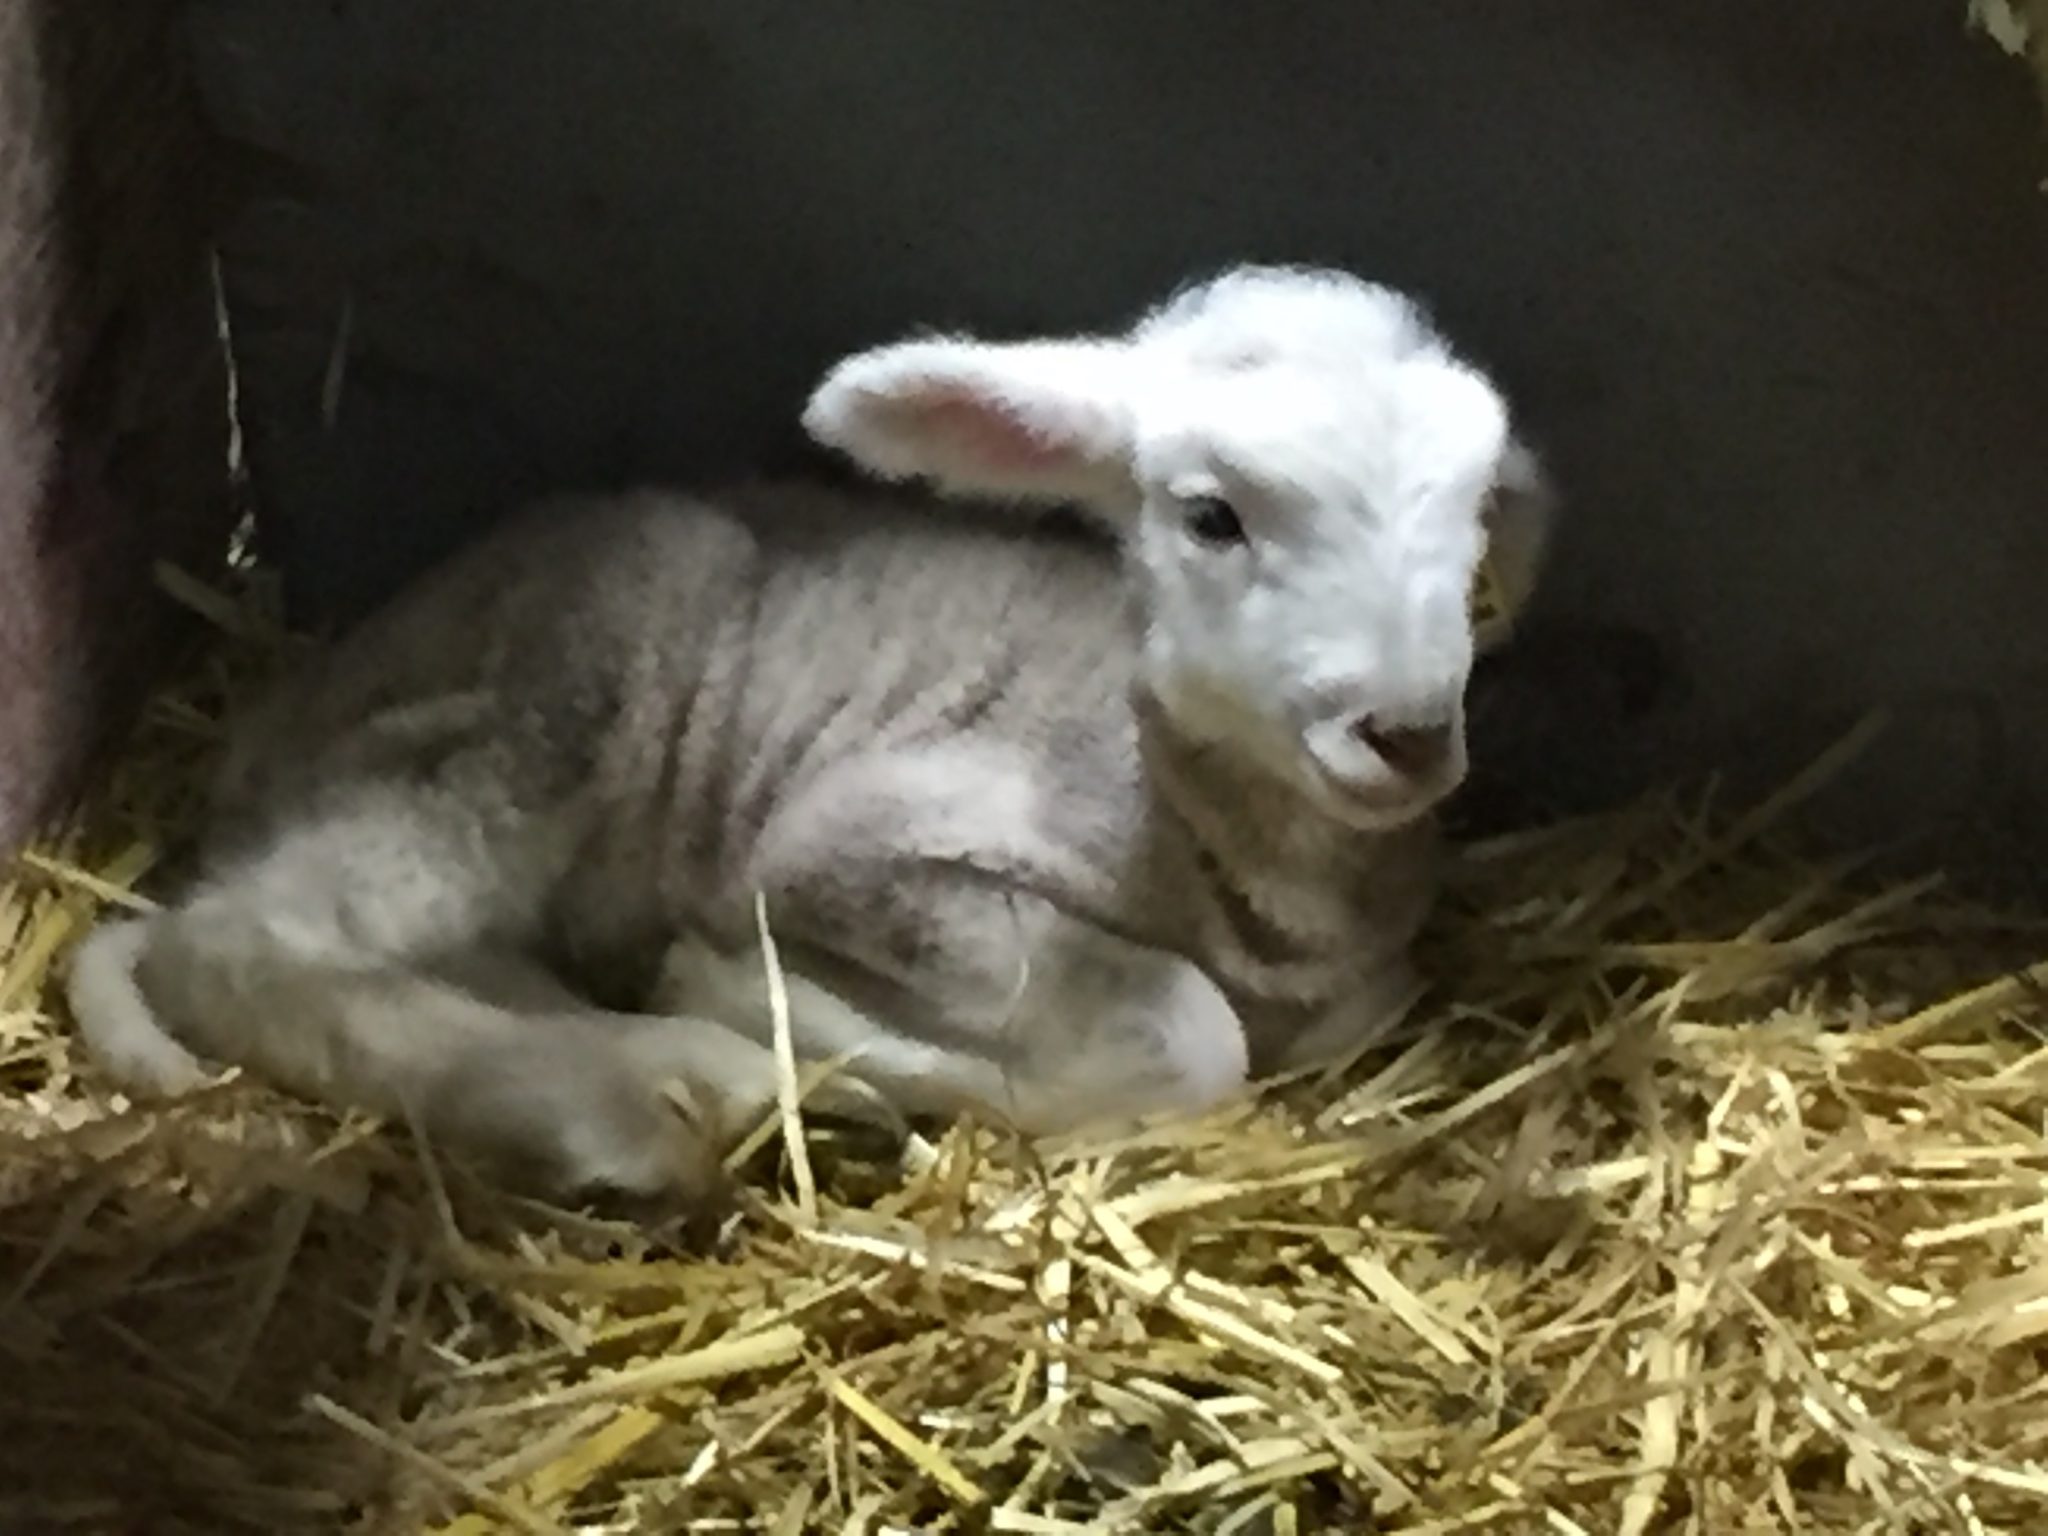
654,904,1249,1136
1270,956,1430,1076
707,747,1253,1130
976,911,1253,1131
655,746,1251,1134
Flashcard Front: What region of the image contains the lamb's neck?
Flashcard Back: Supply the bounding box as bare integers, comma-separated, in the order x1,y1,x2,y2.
1134,697,1430,1026
1136,701,1362,886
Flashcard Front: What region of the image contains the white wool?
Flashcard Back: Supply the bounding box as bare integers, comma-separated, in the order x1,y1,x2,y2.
808,262,1540,821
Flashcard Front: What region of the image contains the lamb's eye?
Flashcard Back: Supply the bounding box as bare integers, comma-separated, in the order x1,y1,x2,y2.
1184,496,1247,548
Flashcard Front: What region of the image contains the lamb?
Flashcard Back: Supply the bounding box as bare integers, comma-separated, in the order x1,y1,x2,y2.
64,264,1553,1213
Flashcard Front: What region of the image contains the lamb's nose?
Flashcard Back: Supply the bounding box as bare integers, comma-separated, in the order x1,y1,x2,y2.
1350,715,1456,779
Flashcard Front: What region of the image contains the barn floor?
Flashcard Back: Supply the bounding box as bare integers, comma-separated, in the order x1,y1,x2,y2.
4,571,2048,1535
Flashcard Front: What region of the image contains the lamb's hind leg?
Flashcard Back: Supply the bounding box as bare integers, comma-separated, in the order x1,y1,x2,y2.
73,798,722,1209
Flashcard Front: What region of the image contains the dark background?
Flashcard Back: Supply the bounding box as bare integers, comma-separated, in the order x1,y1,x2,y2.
185,0,2048,881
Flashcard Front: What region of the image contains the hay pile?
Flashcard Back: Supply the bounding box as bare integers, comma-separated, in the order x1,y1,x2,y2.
5,576,2048,1536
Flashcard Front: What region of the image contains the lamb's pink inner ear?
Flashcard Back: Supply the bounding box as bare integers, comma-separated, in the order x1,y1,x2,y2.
916,389,1080,474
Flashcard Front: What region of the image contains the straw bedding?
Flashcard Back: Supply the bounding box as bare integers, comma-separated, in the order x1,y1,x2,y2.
4,563,2048,1536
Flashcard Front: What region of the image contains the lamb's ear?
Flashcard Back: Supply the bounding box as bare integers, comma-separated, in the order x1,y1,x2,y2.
1474,436,1557,652
801,336,1139,513
1399,361,1512,508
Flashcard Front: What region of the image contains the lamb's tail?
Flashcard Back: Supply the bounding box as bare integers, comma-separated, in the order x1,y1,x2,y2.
64,917,212,1097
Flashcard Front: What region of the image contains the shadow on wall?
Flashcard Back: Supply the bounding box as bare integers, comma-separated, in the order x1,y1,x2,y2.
189,0,2048,884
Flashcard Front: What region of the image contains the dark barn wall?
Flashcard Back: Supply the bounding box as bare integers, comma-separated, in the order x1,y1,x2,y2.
0,6,232,858
189,1,2048,880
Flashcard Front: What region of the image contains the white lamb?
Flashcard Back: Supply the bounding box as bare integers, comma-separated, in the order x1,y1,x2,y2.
65,264,1552,1212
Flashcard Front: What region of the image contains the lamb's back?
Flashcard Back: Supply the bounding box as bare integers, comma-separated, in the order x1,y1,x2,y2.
205,486,1140,856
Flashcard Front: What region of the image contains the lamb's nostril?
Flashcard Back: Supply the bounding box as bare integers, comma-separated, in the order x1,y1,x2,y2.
1352,716,1454,778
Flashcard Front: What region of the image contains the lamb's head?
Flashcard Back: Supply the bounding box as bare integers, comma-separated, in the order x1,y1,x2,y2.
803,264,1552,831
